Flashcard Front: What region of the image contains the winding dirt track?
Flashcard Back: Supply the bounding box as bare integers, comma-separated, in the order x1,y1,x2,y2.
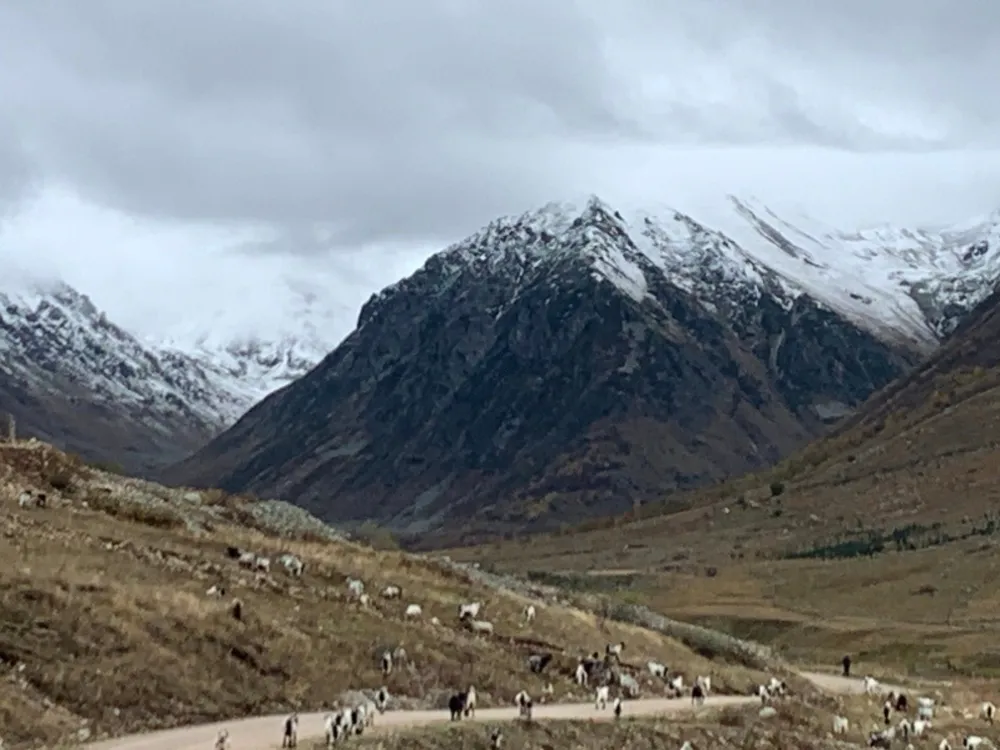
88,671,896,750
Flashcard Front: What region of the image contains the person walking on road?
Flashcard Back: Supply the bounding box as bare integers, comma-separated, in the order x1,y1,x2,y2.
842,654,852,677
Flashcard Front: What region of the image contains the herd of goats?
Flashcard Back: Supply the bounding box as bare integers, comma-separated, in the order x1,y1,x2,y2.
197,547,999,750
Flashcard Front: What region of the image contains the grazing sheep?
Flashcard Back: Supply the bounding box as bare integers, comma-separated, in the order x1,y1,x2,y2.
691,683,705,707
375,686,389,713
464,686,477,718
448,692,466,720
215,729,230,750
458,601,482,620
281,713,298,748
404,603,422,618
613,696,623,719
380,650,393,675
595,685,610,710
864,676,882,696
527,653,553,674
647,661,667,679
695,675,711,695
490,728,503,749
981,701,996,724
514,690,533,720
832,715,850,735
466,619,494,636
278,554,304,577
347,578,365,598
575,662,589,686
913,719,932,737
381,585,402,599
206,584,226,597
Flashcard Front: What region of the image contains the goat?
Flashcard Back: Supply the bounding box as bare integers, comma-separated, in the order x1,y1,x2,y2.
347,578,365,598
206,584,226,598
527,653,553,674
381,584,402,599
981,701,996,724
939,741,951,750
680,743,695,750
884,700,893,726
964,737,993,750
575,661,589,686
668,675,684,697
215,729,230,750
756,684,771,705
490,728,503,749
870,731,892,749
458,601,482,620
864,676,882,696
380,650,393,675
323,713,340,747
606,641,625,659
832,715,849,735
896,693,909,712
695,675,711,695
448,691,467,720
278,554,304,577
913,719,932,737
691,683,705,707
613,696,623,719
253,556,270,574
898,718,913,740
464,686,477,718
523,604,536,625
466,619,494,636
358,593,371,608
281,713,298,748
404,603,422,618
375,686,389,713
237,551,256,569
514,690,533,720
767,677,786,697
595,685,610,710
647,660,667,679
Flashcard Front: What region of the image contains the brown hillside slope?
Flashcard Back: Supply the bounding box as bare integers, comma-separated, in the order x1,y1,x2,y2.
446,286,1000,674
0,440,769,749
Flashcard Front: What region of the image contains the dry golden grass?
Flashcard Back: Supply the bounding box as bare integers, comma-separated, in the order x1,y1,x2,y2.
0,444,770,749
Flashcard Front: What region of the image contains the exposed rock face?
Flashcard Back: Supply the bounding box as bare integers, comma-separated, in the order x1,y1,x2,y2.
163,198,931,541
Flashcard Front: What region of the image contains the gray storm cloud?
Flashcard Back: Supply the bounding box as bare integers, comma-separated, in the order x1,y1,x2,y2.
0,0,997,250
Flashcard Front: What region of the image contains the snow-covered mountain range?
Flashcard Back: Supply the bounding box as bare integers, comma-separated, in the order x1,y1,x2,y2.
167,194,1000,537
3,194,999,481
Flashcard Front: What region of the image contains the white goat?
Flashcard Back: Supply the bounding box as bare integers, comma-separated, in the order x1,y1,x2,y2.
647,661,667,679
575,662,589,686
404,603,422,618
981,701,996,724
964,737,993,750
913,719,932,737
606,641,625,658
695,675,711,695
756,684,771,705
206,584,226,597
323,713,339,747
464,686,477,718
595,685,610,710
864,676,882,696
458,601,482,620
358,593,371,608
237,551,257,568
832,715,850,735
940,741,952,750
514,690,533,720
523,604,536,625
347,578,365,598
278,554,304,577
613,696,623,719
254,556,271,574
381,584,401,599
375,686,389,713
467,619,494,636
767,677,786,696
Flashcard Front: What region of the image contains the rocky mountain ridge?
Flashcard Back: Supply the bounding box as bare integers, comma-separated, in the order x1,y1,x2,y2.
162,195,1000,542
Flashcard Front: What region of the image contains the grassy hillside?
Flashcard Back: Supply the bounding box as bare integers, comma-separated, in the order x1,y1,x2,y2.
0,440,769,749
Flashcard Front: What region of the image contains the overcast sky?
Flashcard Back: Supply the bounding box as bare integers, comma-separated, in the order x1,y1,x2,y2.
2,0,1000,345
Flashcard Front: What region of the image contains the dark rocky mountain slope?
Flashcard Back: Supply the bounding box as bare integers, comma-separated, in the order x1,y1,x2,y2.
159,196,991,542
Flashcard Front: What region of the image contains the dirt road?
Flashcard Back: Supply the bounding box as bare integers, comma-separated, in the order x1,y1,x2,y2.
87,671,893,750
